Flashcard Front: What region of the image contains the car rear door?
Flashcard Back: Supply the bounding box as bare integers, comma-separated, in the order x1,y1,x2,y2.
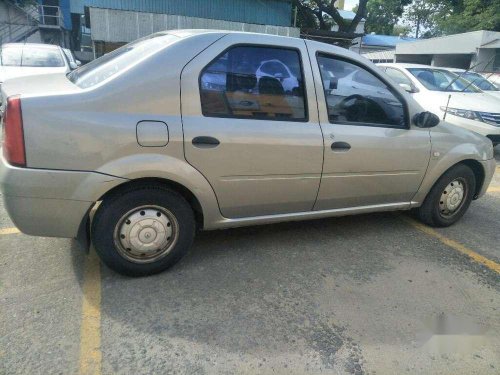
307,42,431,210
181,34,324,218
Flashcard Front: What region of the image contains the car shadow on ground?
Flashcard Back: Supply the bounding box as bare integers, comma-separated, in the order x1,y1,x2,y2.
67,209,500,373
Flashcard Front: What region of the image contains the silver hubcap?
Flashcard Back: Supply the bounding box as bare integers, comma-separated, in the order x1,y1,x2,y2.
439,179,466,217
114,206,179,263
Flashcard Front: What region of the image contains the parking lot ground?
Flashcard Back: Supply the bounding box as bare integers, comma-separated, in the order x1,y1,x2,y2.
1,150,500,375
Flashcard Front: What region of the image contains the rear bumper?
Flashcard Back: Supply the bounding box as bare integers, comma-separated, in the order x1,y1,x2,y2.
0,154,126,238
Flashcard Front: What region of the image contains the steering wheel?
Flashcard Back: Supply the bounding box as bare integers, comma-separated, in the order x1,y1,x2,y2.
336,94,369,122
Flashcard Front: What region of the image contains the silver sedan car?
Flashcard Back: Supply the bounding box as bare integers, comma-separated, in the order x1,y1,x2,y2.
0,30,495,276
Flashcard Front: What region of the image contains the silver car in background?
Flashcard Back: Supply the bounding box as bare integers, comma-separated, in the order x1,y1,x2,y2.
0,30,495,276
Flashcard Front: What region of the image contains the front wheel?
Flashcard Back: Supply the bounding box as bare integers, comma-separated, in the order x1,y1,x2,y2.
416,164,476,227
91,186,196,276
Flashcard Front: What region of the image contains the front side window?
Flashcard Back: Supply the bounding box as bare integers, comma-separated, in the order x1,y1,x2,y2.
407,68,481,93
0,46,65,67
317,54,406,128
200,46,307,121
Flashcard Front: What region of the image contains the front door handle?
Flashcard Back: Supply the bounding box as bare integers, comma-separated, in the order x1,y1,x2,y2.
192,136,220,148
331,141,351,152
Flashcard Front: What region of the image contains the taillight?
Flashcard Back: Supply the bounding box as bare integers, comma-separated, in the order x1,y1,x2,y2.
2,95,26,167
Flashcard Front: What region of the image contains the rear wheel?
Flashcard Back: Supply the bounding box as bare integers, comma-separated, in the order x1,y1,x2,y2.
416,164,476,227
91,186,195,276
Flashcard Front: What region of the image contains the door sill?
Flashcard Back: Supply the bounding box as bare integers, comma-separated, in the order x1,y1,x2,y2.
209,202,413,230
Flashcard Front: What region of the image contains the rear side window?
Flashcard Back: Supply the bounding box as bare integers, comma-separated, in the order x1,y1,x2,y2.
317,54,406,128
385,67,413,87
68,34,179,89
199,45,307,121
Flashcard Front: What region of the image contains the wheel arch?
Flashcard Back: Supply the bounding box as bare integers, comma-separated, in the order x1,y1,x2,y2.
458,159,485,199
75,177,207,253
96,177,205,228
413,158,486,208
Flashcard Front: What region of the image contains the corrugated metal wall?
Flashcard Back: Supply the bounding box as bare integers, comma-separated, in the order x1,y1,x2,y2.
89,7,299,43
70,0,292,27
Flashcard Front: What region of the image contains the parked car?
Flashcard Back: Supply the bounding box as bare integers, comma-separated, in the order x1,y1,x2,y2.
443,68,500,100
0,43,72,108
1,31,495,276
0,43,72,81
62,48,82,70
378,63,500,146
255,59,299,93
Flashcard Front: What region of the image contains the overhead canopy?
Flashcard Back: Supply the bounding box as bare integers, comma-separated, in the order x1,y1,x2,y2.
481,39,500,48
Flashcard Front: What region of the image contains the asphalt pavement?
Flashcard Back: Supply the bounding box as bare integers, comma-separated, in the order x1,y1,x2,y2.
1,148,499,375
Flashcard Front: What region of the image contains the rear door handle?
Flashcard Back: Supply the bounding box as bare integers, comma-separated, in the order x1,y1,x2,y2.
192,136,220,148
331,141,351,152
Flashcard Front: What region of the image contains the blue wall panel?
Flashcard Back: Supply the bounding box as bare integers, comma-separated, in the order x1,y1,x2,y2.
69,0,292,27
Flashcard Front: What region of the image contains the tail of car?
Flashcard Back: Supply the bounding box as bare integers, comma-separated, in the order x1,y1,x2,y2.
2,95,26,167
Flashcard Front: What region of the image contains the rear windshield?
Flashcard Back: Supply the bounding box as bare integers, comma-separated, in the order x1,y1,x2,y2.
407,68,481,93
0,45,65,67
68,34,179,89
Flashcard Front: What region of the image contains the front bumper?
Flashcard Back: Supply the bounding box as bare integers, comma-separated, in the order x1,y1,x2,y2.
0,154,126,238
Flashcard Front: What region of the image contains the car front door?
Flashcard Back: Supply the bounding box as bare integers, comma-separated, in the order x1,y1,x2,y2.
308,43,432,210
181,34,323,218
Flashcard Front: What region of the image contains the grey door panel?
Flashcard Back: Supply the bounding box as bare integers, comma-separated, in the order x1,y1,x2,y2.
181,34,323,218
308,42,432,210
316,124,430,209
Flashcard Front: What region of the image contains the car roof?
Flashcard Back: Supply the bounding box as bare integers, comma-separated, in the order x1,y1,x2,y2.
377,63,440,69
172,29,353,51
1,42,61,50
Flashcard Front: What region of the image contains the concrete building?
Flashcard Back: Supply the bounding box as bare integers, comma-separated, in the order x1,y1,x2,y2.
2,0,299,61
72,0,298,60
395,30,500,73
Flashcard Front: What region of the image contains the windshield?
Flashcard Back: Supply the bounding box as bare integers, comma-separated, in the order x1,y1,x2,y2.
68,33,179,89
407,68,481,93
460,72,498,91
0,45,65,67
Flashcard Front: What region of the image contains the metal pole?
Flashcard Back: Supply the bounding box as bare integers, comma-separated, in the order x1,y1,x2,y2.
293,6,298,27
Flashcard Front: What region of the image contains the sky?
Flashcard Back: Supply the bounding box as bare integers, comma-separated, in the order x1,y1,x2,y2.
343,0,358,11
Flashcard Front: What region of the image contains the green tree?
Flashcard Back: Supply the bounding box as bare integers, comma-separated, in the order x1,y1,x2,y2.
403,0,499,38
364,0,411,35
392,24,412,36
292,0,369,33
434,0,500,34
403,0,441,38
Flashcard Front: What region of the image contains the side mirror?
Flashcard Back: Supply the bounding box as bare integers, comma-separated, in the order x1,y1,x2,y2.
413,111,440,128
399,83,413,93
76,60,82,67
69,62,78,70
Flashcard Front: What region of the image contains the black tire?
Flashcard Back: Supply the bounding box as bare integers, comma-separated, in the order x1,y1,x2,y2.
416,164,476,227
91,185,196,276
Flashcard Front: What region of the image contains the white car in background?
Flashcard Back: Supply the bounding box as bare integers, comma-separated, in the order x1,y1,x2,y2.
378,63,500,146
0,43,72,80
0,43,73,107
62,48,82,70
443,68,500,100
256,59,299,93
